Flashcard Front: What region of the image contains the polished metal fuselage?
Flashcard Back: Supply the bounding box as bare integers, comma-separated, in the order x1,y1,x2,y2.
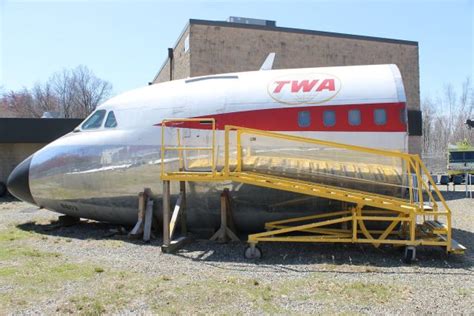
29,128,406,232
29,128,337,231
26,65,409,232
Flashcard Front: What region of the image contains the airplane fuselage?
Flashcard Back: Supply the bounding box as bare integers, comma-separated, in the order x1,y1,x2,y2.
8,64,408,232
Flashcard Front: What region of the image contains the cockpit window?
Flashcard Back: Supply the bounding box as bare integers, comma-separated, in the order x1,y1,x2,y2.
81,110,106,130
104,111,117,128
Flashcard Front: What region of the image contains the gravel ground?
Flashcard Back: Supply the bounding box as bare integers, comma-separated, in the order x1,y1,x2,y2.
0,187,472,315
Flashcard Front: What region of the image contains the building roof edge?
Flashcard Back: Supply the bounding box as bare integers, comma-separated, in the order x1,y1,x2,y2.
189,18,418,46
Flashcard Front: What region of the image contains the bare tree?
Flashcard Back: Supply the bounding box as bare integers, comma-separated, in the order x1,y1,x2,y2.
422,77,473,172
70,65,112,118
51,68,77,118
3,89,40,118
1,65,112,118
444,83,456,138
421,97,436,154
32,82,59,115
454,77,474,143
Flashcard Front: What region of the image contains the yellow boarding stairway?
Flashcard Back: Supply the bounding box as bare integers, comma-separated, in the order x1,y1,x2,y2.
160,118,466,262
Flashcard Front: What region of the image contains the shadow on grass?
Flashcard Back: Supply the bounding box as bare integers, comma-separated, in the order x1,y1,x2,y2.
16,216,473,273
0,195,18,204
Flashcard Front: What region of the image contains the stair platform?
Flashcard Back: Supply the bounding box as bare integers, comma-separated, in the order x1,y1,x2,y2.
159,120,466,259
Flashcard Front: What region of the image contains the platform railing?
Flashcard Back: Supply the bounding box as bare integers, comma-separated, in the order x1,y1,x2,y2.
160,121,459,254
160,118,216,178
160,121,451,234
223,125,452,227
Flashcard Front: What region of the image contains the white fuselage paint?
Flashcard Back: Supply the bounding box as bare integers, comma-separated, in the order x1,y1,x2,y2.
25,64,409,230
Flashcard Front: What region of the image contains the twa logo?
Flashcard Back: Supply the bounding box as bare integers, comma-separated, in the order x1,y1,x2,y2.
268,73,341,105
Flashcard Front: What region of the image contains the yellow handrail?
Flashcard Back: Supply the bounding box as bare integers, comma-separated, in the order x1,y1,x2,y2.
163,122,451,220
225,125,414,159
161,122,456,253
161,118,216,178
223,125,451,217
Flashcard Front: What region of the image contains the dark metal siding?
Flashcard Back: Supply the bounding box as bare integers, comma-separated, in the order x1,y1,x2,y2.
408,110,422,136
0,118,83,143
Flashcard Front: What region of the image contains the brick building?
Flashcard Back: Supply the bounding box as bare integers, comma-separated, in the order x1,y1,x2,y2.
152,17,421,153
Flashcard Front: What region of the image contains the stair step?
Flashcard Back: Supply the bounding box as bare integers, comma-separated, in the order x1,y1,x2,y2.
422,204,433,211
450,239,467,254
438,235,466,254
424,220,448,233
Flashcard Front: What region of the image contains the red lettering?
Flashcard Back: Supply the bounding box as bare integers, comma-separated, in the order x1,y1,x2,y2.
291,80,319,93
273,81,290,93
273,78,336,94
316,79,335,92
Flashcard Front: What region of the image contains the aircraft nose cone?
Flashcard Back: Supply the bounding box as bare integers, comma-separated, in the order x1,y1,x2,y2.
7,156,36,205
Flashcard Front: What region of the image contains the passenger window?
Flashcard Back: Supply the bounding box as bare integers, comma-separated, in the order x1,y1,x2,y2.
374,109,387,125
348,110,361,126
105,111,118,128
323,110,336,127
298,111,311,128
81,110,106,130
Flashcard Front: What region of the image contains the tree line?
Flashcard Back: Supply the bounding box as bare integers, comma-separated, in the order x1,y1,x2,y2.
422,77,473,154
1,65,112,118
421,77,473,172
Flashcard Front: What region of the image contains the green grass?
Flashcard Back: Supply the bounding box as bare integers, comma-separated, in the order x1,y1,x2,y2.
60,272,403,315
0,260,100,311
1,261,97,287
59,271,152,315
0,225,406,314
343,281,393,301
1,259,406,315
0,245,61,260
0,267,18,277
0,225,100,312
456,287,473,298
63,296,106,316
0,226,37,242
145,273,402,314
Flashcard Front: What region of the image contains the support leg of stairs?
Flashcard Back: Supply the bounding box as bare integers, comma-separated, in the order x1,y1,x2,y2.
210,189,239,243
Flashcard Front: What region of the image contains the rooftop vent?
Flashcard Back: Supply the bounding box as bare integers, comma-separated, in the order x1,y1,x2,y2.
227,16,276,27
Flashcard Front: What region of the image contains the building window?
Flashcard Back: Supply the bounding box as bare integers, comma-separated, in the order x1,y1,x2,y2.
348,109,361,126
323,110,336,127
298,111,311,128
104,111,117,128
374,109,387,125
184,35,190,53
82,110,106,130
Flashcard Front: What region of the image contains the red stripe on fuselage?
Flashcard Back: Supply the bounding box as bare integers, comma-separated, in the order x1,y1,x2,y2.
157,102,407,132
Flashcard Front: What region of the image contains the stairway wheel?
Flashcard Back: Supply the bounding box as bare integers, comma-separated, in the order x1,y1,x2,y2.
244,245,262,259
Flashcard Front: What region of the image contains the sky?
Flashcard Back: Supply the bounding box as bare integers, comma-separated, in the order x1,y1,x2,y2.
0,0,473,101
